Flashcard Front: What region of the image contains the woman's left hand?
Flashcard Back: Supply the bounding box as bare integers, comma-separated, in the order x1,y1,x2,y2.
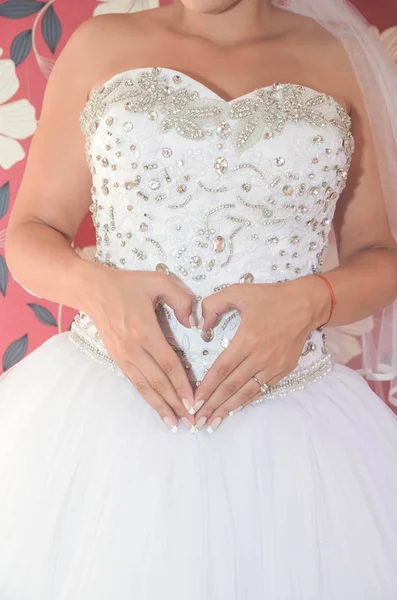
192,276,329,432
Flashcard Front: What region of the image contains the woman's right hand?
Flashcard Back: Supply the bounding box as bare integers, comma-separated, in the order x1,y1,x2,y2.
85,267,198,432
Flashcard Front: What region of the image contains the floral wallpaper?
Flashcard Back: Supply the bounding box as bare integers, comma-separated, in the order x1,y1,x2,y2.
0,0,396,386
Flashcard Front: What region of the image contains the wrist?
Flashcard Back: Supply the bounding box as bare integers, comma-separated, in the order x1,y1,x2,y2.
72,257,112,315
291,274,334,330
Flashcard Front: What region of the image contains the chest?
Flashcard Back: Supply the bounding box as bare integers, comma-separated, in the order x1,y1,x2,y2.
81,67,353,286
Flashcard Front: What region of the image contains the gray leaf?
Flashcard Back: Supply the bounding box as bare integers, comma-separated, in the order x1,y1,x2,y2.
27,303,57,326
0,182,9,219
41,5,61,54
2,333,28,371
0,0,45,18
10,29,32,66
0,254,9,297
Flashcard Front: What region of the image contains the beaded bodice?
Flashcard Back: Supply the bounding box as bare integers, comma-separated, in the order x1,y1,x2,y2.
69,67,354,397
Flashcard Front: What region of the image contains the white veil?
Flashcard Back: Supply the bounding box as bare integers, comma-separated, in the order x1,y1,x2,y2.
273,0,397,404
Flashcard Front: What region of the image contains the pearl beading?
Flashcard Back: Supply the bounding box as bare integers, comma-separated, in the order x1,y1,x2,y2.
69,321,332,400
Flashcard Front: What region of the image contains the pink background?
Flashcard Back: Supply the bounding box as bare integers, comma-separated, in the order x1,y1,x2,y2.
0,0,396,395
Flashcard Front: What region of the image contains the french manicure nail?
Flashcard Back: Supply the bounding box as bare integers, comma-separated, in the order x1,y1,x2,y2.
196,416,207,431
163,416,178,433
207,416,222,433
181,417,197,433
198,317,204,330
192,399,205,413
189,313,198,329
182,398,195,414
229,405,243,416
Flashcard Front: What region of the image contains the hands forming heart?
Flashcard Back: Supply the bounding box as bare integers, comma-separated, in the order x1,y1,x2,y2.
186,276,330,433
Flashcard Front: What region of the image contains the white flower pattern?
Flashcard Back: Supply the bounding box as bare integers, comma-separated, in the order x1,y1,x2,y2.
93,0,159,17
0,49,37,170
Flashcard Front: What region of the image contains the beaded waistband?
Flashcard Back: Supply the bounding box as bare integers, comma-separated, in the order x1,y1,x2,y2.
68,319,332,401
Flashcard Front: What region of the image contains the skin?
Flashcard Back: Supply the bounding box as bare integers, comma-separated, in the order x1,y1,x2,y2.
5,0,397,433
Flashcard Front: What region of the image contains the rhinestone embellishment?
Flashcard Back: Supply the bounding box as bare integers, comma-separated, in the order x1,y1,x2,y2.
75,68,352,397
240,272,254,283
149,179,161,190
215,157,228,175
80,70,353,169
217,122,231,138
201,329,214,343
156,263,170,275
190,256,202,267
213,236,226,253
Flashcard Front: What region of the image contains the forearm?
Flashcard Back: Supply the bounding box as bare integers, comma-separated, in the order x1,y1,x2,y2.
5,220,107,314
296,247,397,329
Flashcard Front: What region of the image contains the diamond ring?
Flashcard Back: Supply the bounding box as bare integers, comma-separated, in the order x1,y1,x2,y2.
252,375,270,394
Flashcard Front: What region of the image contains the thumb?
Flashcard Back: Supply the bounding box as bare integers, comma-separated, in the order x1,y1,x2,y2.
157,276,194,328
200,286,240,331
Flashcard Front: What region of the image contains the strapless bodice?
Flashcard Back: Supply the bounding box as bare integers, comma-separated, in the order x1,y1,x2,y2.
69,67,354,397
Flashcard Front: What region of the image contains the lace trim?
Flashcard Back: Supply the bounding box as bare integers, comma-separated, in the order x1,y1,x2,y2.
68,324,332,401
80,67,354,161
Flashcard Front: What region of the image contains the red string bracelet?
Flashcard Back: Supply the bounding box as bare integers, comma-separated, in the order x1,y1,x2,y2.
313,273,337,327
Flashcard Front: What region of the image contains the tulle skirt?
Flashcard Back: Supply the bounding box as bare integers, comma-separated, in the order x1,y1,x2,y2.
0,331,397,599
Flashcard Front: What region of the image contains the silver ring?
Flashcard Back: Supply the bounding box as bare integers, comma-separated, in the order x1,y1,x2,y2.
252,375,270,394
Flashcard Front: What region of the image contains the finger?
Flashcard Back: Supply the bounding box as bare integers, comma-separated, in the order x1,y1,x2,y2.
199,378,263,433
194,335,248,404
135,347,195,423
239,366,288,404
265,368,290,389
110,308,197,420
157,275,194,328
200,285,240,331
200,367,287,433
194,355,258,418
120,362,179,432
143,325,196,410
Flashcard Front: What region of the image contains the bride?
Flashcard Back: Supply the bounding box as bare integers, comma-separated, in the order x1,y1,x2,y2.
1,0,397,597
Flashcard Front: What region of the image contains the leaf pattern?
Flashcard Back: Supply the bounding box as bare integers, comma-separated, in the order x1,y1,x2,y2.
0,254,9,297
10,29,32,65
27,303,57,326
41,5,62,54
0,183,10,219
0,0,45,18
2,334,28,371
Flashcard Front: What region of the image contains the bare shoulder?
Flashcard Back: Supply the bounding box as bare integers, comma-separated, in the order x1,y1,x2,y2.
54,5,176,96
274,10,361,113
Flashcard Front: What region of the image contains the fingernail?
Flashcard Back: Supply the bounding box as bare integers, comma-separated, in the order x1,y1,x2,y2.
189,313,198,329
181,417,198,433
182,397,195,415
192,399,205,413
207,416,222,433
229,405,243,416
163,416,178,433
196,415,207,430
198,317,204,330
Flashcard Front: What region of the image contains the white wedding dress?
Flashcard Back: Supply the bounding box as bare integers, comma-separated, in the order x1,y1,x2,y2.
0,67,397,599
